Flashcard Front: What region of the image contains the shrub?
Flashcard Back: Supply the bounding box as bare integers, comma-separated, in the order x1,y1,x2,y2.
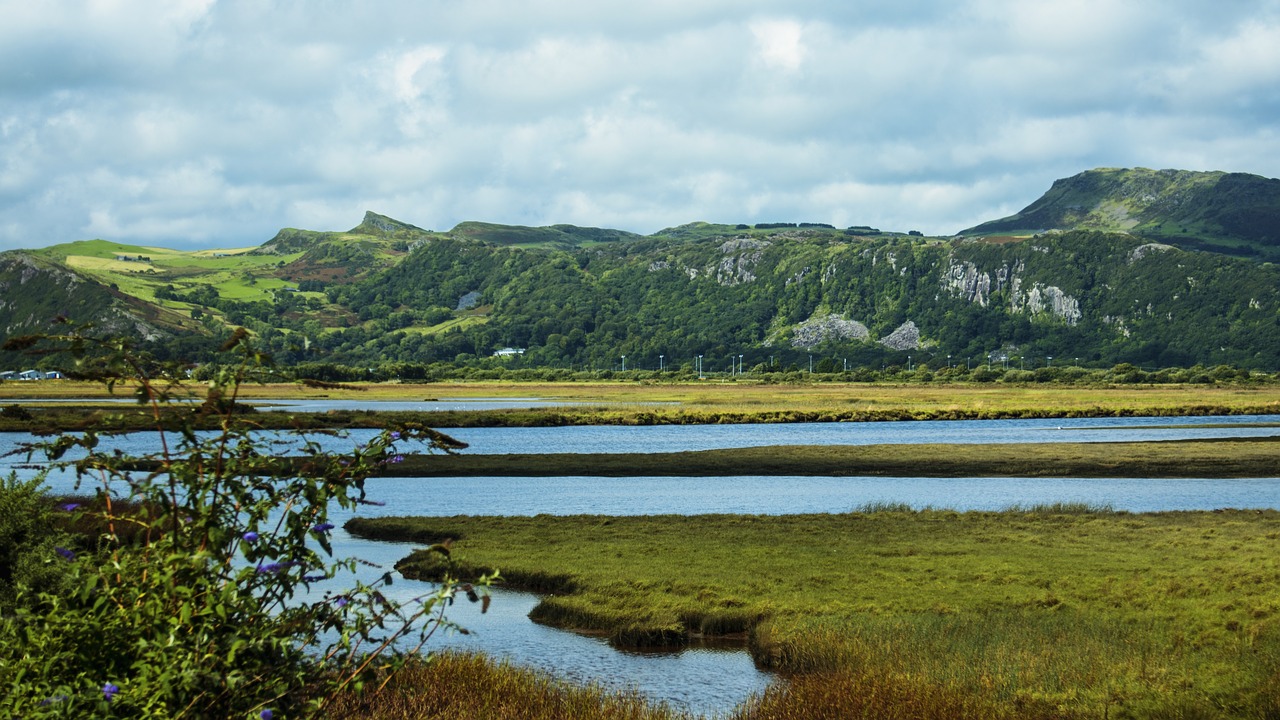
0,328,492,718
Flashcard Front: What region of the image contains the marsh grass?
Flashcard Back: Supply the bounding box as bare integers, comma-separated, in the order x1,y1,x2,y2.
5,379,1280,424
387,437,1280,478
327,652,691,720
353,510,1280,718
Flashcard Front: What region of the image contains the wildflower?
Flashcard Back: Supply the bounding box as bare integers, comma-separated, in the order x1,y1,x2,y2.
390,454,405,464
242,531,259,542
333,595,349,608
255,562,284,574
102,683,120,701
58,502,80,512
312,522,335,533
260,710,274,719
303,574,327,583
55,547,75,561
390,431,401,440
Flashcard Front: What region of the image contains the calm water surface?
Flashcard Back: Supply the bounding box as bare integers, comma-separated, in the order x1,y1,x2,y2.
7,416,1280,716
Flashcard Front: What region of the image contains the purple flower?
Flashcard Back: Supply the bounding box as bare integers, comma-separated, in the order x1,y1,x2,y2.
242,531,259,542
390,454,405,464
255,562,284,574
260,710,274,720
103,683,120,701
312,522,335,533
390,431,401,440
58,502,81,512
333,596,349,607
55,547,75,561
303,574,327,583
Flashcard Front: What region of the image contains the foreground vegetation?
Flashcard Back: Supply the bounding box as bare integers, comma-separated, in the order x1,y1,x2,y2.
350,509,1280,719
0,330,487,718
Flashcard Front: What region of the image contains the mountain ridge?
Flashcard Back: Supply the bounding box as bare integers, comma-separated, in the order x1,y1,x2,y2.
960,167,1280,260
4,167,1280,371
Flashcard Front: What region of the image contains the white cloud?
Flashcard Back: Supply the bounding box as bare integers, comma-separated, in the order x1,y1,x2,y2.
750,18,807,71
1,0,1279,250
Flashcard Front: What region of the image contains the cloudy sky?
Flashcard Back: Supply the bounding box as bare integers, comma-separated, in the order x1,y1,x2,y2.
2,0,1279,251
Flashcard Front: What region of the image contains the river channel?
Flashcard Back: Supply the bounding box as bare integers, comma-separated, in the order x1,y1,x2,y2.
5,415,1280,716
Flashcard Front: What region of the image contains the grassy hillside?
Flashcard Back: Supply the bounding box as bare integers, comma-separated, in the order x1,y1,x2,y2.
961,168,1280,260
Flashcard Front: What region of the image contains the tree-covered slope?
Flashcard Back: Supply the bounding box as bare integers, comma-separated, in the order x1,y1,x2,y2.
960,168,1280,260
0,251,175,341
316,227,1280,370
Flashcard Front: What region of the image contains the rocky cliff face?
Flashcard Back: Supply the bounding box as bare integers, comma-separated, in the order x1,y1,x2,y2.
941,258,1081,325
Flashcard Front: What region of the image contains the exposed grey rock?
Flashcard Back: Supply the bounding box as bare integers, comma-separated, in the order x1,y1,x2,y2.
788,313,870,349
718,238,771,253
1128,242,1175,264
878,320,921,350
455,290,481,311
941,257,1080,325
712,238,770,286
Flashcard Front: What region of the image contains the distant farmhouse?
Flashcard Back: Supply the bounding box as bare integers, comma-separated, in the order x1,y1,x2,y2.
492,347,525,358
2,369,63,380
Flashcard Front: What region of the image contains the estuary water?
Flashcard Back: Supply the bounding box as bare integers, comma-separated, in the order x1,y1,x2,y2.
5,416,1279,716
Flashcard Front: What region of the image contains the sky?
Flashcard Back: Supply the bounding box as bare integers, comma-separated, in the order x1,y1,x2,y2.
2,0,1279,251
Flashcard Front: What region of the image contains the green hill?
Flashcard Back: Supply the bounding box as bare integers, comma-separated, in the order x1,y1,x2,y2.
5,168,1280,371
960,168,1280,260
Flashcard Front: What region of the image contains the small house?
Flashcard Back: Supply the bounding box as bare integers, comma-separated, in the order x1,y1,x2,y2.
18,369,44,381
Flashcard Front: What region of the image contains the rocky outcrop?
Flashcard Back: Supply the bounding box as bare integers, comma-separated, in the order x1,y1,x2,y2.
1011,283,1082,325
712,238,770,286
788,313,870,349
878,321,921,350
941,258,1081,325
1128,242,1175,264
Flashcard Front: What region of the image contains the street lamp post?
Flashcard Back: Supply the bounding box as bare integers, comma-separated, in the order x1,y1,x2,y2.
698,355,703,379
621,355,625,372
659,354,664,371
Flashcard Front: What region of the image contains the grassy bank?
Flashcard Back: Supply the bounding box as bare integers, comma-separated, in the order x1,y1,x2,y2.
3,399,1280,433
385,436,1280,478
3,379,1280,426
349,509,1280,718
